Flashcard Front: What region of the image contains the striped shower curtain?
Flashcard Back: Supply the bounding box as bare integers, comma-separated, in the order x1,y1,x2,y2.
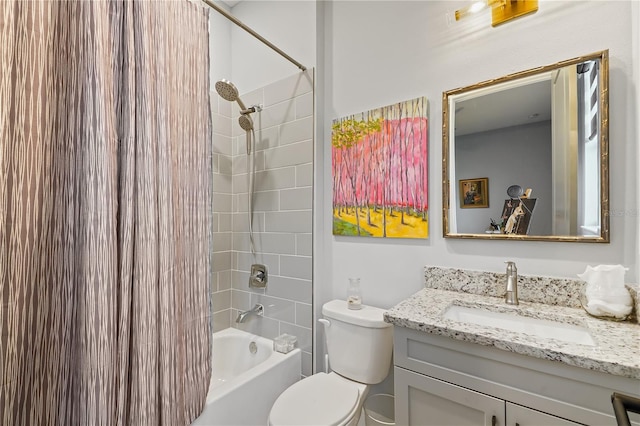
0,1,212,424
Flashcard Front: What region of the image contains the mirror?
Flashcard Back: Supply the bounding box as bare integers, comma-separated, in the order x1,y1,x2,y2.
443,50,609,242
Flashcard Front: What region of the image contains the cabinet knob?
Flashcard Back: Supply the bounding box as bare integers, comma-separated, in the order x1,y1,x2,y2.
492,415,497,426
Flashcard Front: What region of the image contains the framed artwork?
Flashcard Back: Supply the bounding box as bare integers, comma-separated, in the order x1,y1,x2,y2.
331,97,429,239
459,178,489,208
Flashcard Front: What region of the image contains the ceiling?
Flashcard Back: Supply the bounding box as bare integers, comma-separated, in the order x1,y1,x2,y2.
454,79,552,136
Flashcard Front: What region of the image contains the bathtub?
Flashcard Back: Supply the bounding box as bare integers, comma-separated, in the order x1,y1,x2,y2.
192,328,301,426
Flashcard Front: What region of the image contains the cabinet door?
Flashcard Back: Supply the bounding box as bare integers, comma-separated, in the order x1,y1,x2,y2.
506,402,582,426
395,367,506,426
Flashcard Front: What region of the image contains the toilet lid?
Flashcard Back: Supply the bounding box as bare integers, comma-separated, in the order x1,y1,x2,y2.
269,373,360,426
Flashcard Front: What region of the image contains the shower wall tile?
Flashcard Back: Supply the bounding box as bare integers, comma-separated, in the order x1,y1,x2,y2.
295,302,312,328
296,92,313,119
265,211,312,233
281,187,312,211
261,101,296,129
231,289,251,311
267,276,312,304
218,154,233,175
213,71,313,380
279,117,313,145
212,233,231,253
253,167,296,191
212,289,231,313
213,173,232,194
264,140,313,169
218,270,232,291
255,126,280,151
301,351,312,378
280,255,312,280
295,164,313,187
252,294,296,324
296,234,312,256
213,310,231,333
254,232,296,255
279,322,312,353
213,114,232,138
213,251,232,271
213,193,232,213
264,70,313,106
218,213,232,232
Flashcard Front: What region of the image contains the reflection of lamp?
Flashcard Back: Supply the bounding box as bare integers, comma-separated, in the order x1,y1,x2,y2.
455,0,538,27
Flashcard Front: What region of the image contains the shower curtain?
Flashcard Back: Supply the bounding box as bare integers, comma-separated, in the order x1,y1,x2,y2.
0,1,212,424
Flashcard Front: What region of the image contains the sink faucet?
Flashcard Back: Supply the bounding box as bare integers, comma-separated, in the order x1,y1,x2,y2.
505,261,519,305
236,303,264,323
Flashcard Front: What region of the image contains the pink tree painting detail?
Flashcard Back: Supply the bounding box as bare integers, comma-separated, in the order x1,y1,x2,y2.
332,97,428,238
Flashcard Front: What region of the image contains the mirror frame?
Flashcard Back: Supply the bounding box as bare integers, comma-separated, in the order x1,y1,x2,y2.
442,50,609,243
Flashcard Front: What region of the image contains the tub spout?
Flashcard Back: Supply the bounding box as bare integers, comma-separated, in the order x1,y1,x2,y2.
236,303,264,323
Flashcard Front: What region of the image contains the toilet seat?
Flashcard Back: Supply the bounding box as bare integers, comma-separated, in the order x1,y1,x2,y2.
269,372,361,426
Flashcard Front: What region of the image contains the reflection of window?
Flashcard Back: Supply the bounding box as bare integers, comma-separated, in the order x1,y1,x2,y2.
577,60,600,235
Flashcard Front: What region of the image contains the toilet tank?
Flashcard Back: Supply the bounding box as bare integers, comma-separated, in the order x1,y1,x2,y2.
321,299,393,384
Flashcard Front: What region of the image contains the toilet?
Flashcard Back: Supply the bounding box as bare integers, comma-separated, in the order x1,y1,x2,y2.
268,299,393,426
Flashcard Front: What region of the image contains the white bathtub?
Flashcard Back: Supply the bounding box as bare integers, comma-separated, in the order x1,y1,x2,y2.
192,328,301,426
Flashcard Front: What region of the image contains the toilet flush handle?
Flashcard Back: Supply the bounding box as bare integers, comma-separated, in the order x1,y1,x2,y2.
318,318,331,328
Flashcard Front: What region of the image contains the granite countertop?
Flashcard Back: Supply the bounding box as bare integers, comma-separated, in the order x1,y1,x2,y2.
384,287,640,379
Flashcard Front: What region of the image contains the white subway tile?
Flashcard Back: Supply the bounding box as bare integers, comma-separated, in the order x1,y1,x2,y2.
213,251,232,271
254,126,279,151
212,310,231,332
218,213,232,232
213,193,232,212
213,173,232,194
212,289,231,313
252,190,281,212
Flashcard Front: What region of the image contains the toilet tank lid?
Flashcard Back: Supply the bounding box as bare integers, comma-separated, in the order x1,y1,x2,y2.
322,300,392,328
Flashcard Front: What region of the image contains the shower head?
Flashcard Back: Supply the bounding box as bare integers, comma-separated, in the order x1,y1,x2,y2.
239,114,253,131
215,79,247,111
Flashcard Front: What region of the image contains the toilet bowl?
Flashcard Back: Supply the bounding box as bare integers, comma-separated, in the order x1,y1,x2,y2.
268,372,367,426
268,300,393,426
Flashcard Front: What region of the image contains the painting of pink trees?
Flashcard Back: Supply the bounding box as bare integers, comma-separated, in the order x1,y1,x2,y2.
332,97,428,238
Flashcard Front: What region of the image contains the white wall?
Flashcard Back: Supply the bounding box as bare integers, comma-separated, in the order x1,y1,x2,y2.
323,0,638,312
229,1,316,94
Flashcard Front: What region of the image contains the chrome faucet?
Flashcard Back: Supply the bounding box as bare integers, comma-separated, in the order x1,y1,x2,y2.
236,303,264,323
505,261,519,305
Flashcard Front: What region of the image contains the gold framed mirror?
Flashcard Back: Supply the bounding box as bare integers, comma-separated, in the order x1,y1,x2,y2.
443,50,609,242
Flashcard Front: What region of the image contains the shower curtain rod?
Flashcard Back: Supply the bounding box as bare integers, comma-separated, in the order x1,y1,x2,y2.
201,0,307,71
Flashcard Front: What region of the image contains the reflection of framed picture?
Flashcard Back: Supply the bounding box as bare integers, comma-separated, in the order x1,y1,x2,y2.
459,177,489,208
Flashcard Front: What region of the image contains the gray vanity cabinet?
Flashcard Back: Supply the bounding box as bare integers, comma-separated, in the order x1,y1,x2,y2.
393,326,640,426
395,367,580,425
395,366,505,425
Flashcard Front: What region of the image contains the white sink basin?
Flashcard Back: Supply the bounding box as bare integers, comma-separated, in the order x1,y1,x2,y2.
443,305,596,346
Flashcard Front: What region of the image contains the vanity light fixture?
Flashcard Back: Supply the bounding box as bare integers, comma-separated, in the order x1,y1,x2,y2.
455,0,538,27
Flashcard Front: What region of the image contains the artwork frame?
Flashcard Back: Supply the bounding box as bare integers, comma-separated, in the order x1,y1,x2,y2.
459,178,489,208
331,97,429,239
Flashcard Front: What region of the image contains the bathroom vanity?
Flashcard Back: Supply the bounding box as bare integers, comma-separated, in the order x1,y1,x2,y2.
385,267,640,426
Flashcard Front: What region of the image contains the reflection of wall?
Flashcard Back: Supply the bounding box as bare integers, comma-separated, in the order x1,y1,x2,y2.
455,121,552,235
